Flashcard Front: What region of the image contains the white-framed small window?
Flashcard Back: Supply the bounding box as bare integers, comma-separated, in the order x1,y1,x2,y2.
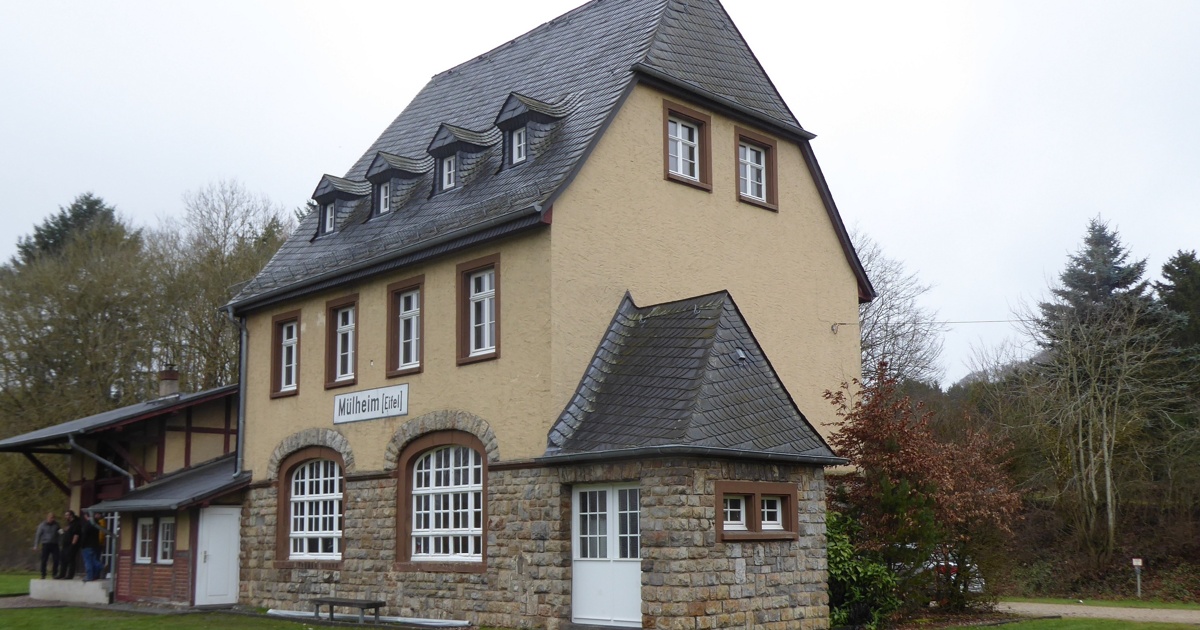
723,495,747,531
511,127,527,164
441,155,456,190
157,517,176,564
468,268,496,356
398,288,420,369
667,117,699,180
135,518,154,564
289,459,343,560
378,181,391,214
335,306,355,381
280,321,298,392
323,203,336,234
760,496,783,530
739,142,766,201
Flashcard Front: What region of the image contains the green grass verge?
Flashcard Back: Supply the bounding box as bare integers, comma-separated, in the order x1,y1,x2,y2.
951,620,1197,630
0,609,312,629
0,572,37,596
1002,597,1200,611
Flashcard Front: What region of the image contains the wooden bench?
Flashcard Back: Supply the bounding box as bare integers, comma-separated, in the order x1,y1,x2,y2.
310,597,386,624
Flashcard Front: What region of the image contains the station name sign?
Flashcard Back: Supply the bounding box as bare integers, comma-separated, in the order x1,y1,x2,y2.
333,384,408,424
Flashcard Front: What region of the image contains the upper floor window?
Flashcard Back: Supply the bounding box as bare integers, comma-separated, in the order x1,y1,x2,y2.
271,311,301,398
388,276,424,377
456,255,500,364
735,127,778,210
441,155,457,190
321,202,337,234
289,459,343,561
377,181,391,214
157,517,176,564
663,101,712,191
325,295,358,388
510,127,527,164
410,445,484,562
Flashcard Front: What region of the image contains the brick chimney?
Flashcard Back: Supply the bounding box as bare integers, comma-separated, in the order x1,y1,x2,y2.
158,365,180,397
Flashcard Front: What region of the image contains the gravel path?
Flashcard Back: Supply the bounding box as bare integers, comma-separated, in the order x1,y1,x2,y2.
998,601,1200,625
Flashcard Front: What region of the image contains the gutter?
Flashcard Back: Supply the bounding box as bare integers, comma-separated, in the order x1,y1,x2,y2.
537,444,848,467
222,307,249,477
68,434,136,491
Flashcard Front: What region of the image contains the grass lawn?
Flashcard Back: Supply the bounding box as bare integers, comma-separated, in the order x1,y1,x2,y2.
0,609,313,629
1003,597,1200,611
0,572,36,596
951,620,1198,630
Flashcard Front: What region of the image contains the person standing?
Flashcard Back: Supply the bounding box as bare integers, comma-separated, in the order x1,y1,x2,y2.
55,510,81,580
80,513,105,581
32,512,59,580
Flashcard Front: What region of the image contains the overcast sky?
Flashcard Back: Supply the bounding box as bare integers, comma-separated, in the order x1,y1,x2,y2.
2,0,1197,386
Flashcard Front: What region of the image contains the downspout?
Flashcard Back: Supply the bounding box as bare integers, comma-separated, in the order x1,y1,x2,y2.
68,434,135,491
223,306,248,477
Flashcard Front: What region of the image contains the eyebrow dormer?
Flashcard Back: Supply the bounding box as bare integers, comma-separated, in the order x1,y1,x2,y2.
427,124,502,193
311,175,370,236
494,92,582,166
366,152,434,217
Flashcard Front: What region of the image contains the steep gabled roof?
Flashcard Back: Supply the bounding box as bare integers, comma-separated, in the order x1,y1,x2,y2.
228,0,871,313
543,291,842,464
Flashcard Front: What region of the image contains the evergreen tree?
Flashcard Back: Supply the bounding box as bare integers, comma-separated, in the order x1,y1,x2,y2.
1155,250,1200,350
13,193,125,265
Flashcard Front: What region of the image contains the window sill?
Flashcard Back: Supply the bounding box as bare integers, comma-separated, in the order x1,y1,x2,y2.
274,559,344,570
270,389,299,399
718,530,798,542
457,351,498,366
666,173,712,192
324,377,357,390
394,560,485,574
387,365,422,379
738,195,778,212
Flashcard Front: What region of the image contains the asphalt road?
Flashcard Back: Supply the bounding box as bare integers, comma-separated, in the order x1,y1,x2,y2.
998,601,1200,625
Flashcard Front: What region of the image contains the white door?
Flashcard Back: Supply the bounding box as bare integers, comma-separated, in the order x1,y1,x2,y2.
195,506,241,605
572,485,641,627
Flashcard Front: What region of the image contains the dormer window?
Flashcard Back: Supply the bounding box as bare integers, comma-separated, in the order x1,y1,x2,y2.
322,202,337,234
441,156,457,191
510,127,527,164
377,181,391,214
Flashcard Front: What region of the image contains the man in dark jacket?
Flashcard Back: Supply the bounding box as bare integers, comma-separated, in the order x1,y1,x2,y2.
55,510,81,580
32,512,59,579
81,512,108,581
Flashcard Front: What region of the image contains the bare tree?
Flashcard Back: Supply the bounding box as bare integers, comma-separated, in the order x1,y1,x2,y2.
854,232,945,385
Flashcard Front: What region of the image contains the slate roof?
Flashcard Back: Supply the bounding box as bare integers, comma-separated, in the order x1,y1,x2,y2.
0,385,238,452
227,0,872,313
84,455,249,513
544,291,843,464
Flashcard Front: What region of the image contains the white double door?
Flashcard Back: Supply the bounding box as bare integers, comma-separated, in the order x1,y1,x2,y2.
571,484,641,627
195,506,240,606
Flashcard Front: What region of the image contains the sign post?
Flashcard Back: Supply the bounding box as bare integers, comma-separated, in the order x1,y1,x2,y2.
1132,558,1143,598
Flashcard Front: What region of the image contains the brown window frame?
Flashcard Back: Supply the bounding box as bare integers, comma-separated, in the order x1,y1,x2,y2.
270,310,301,398
455,254,500,365
274,446,346,569
324,294,359,389
394,430,488,573
662,100,713,192
387,275,424,378
734,126,779,211
714,480,798,542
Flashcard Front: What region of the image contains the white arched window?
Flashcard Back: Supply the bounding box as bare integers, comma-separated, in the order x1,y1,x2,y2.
290,459,343,560
411,446,483,561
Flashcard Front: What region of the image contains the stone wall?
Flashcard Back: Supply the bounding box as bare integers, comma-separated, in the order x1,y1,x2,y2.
240,457,828,630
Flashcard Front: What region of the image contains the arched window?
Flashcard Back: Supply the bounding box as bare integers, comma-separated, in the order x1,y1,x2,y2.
396,431,487,570
288,459,343,560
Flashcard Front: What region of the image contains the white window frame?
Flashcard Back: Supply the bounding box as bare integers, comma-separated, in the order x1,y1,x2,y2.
398,289,420,370
760,496,783,531
289,459,343,560
739,142,766,201
323,203,336,234
468,268,496,356
135,517,154,564
722,495,747,531
667,117,699,180
511,127,527,164
157,517,176,564
441,155,456,190
334,306,355,381
411,446,484,562
280,320,298,392
377,181,391,214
